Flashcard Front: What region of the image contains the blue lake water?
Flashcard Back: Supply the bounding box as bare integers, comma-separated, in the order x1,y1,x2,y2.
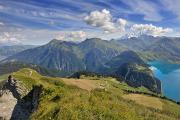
148,60,180,102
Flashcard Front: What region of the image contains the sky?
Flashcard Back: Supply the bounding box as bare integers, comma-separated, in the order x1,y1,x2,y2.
0,0,180,45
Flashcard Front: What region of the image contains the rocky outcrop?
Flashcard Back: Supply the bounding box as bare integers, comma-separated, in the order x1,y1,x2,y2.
115,63,161,93
10,85,42,120
1,76,26,100
0,75,42,120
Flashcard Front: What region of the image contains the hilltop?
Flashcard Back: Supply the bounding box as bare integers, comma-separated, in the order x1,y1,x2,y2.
0,68,180,120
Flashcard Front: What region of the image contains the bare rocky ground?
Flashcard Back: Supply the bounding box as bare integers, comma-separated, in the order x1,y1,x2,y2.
0,90,17,120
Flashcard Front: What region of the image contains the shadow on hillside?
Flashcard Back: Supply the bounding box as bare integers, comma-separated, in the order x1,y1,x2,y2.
10,85,42,120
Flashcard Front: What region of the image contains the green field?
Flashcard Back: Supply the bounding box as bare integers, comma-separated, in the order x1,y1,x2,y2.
1,68,180,120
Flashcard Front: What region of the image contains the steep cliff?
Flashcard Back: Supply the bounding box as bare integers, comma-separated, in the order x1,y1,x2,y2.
115,63,161,93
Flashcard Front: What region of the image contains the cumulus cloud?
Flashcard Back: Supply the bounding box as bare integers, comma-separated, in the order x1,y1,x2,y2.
129,24,173,37
0,32,24,45
84,9,172,37
55,31,87,42
117,18,127,31
84,9,127,33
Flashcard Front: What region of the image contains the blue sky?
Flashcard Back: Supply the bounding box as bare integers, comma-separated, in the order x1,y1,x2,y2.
0,0,180,45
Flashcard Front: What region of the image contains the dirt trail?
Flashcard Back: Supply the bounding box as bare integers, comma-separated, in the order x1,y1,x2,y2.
0,90,17,120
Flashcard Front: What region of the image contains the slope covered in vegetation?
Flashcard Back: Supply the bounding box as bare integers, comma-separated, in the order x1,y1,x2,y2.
0,68,180,120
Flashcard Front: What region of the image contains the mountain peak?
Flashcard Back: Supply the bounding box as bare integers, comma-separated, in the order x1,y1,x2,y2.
83,38,104,43
121,34,155,40
47,39,78,47
48,39,64,44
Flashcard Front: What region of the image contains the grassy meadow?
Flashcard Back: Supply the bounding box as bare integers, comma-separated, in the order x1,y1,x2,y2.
0,68,180,120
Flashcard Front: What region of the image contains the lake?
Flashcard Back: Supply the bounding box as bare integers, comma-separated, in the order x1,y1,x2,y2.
149,60,180,102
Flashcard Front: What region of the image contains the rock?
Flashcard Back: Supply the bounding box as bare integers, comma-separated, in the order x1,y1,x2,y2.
10,85,42,120
0,75,42,120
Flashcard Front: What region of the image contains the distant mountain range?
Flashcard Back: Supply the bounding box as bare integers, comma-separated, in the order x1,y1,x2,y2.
0,35,179,93
2,35,180,72
114,35,180,62
0,45,36,61
1,38,126,73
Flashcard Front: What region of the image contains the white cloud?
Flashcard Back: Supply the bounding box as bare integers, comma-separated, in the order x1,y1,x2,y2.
84,9,115,33
121,0,162,22
55,31,87,42
0,5,4,10
0,22,4,26
117,18,127,26
0,32,24,45
84,9,172,38
117,18,127,32
129,24,173,37
160,0,180,20
84,9,127,33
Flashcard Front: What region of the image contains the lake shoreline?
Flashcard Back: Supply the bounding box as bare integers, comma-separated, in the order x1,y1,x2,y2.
148,60,180,102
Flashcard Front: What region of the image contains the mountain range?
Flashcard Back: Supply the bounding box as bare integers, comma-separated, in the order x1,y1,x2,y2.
115,35,180,62
2,35,180,72
0,45,35,61
1,38,126,73
1,35,178,93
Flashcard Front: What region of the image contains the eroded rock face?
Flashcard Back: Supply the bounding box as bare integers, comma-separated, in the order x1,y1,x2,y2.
0,76,42,120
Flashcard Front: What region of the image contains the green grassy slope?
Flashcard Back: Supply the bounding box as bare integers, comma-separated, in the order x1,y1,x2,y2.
1,68,180,120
